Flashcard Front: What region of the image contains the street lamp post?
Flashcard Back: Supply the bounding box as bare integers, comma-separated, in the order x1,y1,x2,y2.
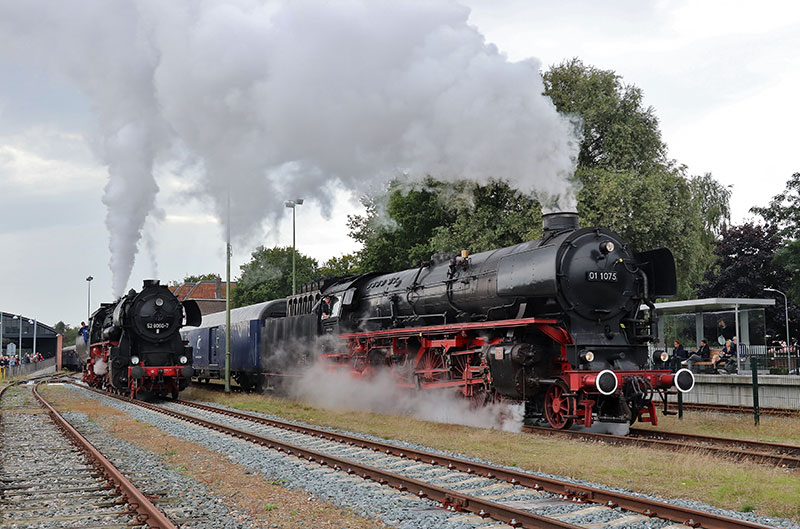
764,288,791,373
284,199,304,296
86,276,94,321
13,315,22,360
32,318,37,358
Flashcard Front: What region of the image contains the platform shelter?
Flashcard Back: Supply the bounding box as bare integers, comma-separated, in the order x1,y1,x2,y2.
644,298,775,372
0,311,59,359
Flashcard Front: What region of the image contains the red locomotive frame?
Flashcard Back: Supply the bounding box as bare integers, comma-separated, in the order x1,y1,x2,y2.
327,317,679,429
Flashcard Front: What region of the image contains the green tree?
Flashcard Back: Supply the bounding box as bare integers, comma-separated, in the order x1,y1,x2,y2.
750,172,800,241
696,223,797,342
54,321,80,347
183,273,219,283
751,172,800,325
576,168,730,298
543,58,668,174
231,246,318,307
429,180,542,254
347,178,455,272
318,254,360,278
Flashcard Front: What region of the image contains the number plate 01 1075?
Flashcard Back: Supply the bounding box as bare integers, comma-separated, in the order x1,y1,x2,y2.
586,271,618,282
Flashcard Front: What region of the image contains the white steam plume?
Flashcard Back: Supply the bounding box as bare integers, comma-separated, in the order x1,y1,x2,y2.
0,0,580,295
291,363,524,432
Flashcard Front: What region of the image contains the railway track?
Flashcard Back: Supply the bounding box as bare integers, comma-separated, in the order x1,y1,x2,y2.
522,425,800,469
673,402,800,418
0,381,175,529
73,383,780,529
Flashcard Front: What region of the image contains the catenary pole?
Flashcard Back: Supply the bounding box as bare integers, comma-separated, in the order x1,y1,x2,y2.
225,191,232,393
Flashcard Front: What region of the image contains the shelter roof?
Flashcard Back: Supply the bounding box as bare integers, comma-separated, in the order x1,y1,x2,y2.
642,297,775,315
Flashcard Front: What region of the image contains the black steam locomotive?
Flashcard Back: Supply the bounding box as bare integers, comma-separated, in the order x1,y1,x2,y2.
84,279,201,398
186,212,694,429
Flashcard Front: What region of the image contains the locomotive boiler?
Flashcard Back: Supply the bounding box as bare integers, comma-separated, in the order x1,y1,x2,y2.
84,279,201,398
312,212,694,429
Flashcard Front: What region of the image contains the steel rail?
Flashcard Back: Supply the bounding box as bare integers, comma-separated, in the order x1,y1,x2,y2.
676,402,800,418
524,426,800,469
32,382,177,529
628,428,800,459
167,398,775,529
92,391,581,529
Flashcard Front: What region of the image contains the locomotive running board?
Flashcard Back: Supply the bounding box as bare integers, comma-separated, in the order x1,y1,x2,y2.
339,317,560,339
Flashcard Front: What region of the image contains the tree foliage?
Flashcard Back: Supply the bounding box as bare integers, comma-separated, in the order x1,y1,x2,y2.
318,254,360,278
231,246,318,307
183,273,219,283
429,180,542,254
696,223,798,342
750,172,800,241
347,178,455,272
543,58,668,174
53,321,80,347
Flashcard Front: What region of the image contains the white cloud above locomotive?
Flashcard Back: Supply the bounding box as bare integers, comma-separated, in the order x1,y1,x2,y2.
0,0,580,298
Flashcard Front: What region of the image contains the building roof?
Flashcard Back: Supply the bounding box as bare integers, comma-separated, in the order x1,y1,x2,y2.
169,280,235,301
642,297,775,315
0,312,58,338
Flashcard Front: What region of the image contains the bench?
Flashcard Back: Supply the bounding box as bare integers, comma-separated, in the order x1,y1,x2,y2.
690,361,716,374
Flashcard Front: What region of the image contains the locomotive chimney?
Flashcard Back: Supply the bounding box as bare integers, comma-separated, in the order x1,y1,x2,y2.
143,279,160,288
542,212,579,233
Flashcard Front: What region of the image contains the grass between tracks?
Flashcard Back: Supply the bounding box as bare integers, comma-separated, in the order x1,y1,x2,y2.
180,387,800,521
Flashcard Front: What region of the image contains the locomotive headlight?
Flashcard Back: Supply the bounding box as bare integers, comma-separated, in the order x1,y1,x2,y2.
600,241,615,254
660,351,670,362
580,351,595,363
130,356,140,365
179,355,188,365
155,297,164,307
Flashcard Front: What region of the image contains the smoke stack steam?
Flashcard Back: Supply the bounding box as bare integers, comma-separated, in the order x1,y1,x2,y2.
0,0,580,295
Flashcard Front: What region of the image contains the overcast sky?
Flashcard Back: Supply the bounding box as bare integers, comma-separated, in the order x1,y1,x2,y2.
1,0,797,329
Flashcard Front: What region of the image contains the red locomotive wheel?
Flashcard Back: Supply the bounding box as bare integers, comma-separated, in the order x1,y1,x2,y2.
417,349,445,382
544,381,574,429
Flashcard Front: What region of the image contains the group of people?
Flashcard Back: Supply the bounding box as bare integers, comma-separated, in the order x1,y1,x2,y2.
671,336,738,373
0,352,45,367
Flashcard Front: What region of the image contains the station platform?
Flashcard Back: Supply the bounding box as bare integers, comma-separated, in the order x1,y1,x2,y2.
670,374,800,410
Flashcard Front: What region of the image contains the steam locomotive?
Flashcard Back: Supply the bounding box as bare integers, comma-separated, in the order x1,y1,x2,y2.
185,212,694,429
84,279,201,398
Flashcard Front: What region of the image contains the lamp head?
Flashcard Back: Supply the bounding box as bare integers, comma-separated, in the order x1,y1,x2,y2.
295,198,304,205
86,275,94,282
284,201,294,208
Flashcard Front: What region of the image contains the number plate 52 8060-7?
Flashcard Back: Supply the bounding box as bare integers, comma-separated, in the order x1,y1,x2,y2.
586,271,618,282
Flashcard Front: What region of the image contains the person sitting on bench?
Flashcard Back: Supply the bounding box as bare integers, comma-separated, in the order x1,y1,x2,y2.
686,339,710,370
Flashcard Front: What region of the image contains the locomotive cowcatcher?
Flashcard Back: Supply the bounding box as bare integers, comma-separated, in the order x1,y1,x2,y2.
83,279,201,399
293,212,695,429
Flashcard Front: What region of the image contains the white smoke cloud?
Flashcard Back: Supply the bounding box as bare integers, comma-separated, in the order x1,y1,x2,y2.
290,362,524,432
0,0,580,295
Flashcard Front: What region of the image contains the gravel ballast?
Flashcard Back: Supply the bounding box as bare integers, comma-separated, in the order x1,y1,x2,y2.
60,384,799,529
